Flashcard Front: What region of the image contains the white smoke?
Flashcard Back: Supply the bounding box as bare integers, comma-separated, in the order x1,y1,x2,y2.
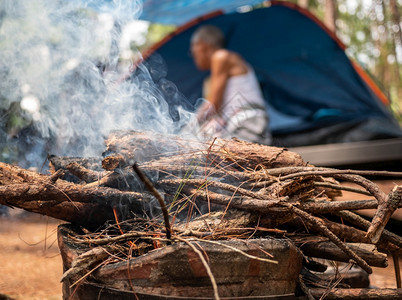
0,0,196,168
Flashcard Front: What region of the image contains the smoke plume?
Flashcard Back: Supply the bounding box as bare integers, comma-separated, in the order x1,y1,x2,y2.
0,0,195,169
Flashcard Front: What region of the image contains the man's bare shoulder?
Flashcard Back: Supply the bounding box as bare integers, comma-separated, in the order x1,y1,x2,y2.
212,49,247,76
211,49,231,64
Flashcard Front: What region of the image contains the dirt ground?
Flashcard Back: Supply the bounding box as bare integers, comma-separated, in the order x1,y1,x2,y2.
0,179,401,299
0,211,63,300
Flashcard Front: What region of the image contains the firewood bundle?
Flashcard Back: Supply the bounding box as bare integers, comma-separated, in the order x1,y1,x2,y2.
1,130,402,299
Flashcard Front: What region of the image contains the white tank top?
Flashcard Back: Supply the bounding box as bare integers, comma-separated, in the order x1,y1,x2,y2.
220,65,266,120
198,65,270,143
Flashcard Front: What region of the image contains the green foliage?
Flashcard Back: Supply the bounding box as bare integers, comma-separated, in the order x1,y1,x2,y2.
337,0,401,119
0,103,23,163
133,23,176,52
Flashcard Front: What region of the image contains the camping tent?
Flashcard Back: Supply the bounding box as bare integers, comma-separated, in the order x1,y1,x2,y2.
140,1,402,147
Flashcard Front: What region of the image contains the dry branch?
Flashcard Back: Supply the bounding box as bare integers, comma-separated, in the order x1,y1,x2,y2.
133,163,172,242
336,210,402,249
367,185,402,244
0,161,146,227
281,203,372,274
294,237,387,267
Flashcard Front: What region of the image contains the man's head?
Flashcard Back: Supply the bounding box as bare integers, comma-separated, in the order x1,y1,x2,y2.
191,25,225,49
190,25,225,70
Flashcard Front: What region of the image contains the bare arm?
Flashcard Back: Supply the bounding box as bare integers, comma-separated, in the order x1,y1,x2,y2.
208,50,231,113
196,49,247,123
196,50,230,123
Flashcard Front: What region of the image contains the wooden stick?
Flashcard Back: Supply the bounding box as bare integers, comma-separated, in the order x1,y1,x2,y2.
105,130,306,170
65,162,105,183
298,274,315,300
295,238,388,267
367,185,402,244
159,178,269,200
176,237,220,300
48,155,102,173
314,181,371,196
336,210,402,248
133,163,172,242
282,203,372,274
320,219,399,253
301,199,379,213
332,174,387,205
181,187,283,213
256,166,402,178
0,182,147,227
392,252,402,288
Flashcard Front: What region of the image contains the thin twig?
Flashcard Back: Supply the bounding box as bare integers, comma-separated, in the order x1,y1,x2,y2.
133,163,172,243
71,231,167,245
69,259,106,288
392,252,402,288
48,169,65,182
186,238,278,264
160,178,267,200
176,237,220,300
332,174,387,204
314,182,371,196
183,187,283,213
259,166,402,178
298,274,315,300
300,199,379,213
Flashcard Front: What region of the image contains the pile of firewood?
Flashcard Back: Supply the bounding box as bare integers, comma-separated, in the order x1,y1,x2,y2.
1,130,402,299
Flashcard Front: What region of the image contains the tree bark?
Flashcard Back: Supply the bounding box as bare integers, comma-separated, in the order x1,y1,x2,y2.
104,130,306,171
0,162,146,227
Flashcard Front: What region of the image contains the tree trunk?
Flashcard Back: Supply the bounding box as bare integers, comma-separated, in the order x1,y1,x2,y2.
298,0,309,9
389,0,401,83
324,0,337,33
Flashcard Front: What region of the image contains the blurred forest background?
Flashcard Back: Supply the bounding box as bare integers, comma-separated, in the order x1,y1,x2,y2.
296,0,402,121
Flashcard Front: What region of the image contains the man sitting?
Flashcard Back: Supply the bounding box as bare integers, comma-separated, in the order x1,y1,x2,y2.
190,25,271,145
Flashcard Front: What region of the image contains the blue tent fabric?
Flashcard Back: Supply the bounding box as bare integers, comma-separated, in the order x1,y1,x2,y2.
143,3,402,146
79,0,267,25
140,0,266,25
